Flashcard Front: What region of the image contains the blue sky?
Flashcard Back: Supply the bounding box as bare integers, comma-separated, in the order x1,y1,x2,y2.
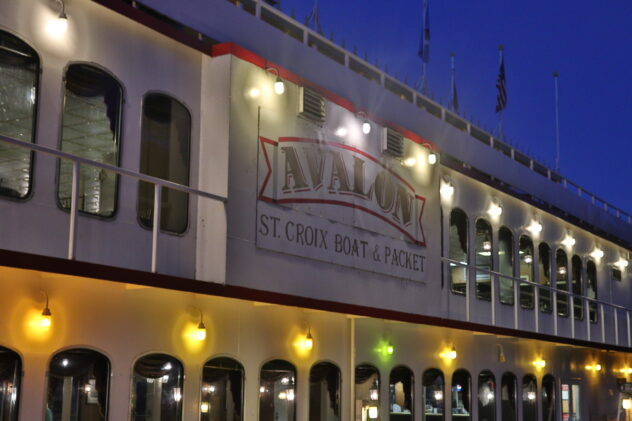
277,0,632,214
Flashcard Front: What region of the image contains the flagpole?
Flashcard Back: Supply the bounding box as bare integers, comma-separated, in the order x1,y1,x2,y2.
450,52,456,112
418,0,429,93
498,45,504,139
554,71,561,172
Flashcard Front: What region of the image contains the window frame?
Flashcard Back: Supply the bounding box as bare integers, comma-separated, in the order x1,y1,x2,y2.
259,358,297,421
388,364,414,417
0,345,22,421
422,368,445,421
448,208,469,296
309,360,342,421
498,226,515,306
474,218,493,301
200,355,245,421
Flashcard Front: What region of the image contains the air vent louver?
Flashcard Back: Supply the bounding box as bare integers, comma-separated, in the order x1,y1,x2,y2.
383,127,404,157
299,86,326,124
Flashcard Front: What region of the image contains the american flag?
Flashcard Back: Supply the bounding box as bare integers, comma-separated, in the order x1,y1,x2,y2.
495,50,507,112
418,0,430,63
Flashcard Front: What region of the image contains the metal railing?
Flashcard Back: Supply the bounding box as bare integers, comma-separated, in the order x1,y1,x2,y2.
225,0,632,225
443,257,631,347
0,134,227,273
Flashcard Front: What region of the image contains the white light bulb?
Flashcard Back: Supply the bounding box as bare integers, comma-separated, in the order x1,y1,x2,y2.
47,14,68,36
335,127,347,137
590,248,604,259
440,183,455,198
488,203,503,217
562,235,576,248
362,122,371,134
402,157,417,167
274,79,285,95
428,152,437,165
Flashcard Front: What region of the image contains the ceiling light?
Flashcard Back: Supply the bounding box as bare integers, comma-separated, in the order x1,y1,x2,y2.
562,234,576,248
527,220,543,235
615,258,629,270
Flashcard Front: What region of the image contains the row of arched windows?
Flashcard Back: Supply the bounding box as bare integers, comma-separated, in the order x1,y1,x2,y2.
0,30,191,233
449,209,598,322
1,345,562,421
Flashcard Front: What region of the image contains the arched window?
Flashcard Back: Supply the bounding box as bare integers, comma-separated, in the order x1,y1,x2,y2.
522,375,537,421
500,373,517,421
389,366,414,419
201,357,244,421
538,243,552,312
0,31,39,199
477,370,495,421
556,249,569,317
519,236,534,308
587,260,598,323
46,348,110,421
138,93,191,233
0,346,21,421
355,364,380,420
58,64,123,217
260,360,296,421
131,354,183,421
423,369,444,421
309,362,341,421
498,227,514,305
451,369,471,420
541,375,556,421
449,209,468,295
571,255,583,320
475,219,493,301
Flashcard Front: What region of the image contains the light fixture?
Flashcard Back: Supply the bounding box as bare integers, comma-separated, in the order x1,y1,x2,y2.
488,199,503,217
248,87,261,98
173,388,182,402
369,386,379,401
483,241,492,251
497,344,506,363
61,358,69,367
278,391,287,400
41,291,52,328
562,234,576,248
615,257,629,270
440,178,455,199
402,157,417,167
440,346,457,361
619,368,632,375
532,358,546,369
259,386,266,393
386,344,394,355
368,406,379,419
196,309,207,341
428,152,438,165
335,127,348,137
590,247,604,260
200,402,210,413
281,377,290,385
356,112,372,134
48,0,68,36
585,363,602,372
286,389,295,401
623,398,632,410
527,391,536,401
434,390,444,401
303,328,314,351
266,67,285,95
558,266,567,276
524,254,533,264
527,219,543,235
162,362,172,371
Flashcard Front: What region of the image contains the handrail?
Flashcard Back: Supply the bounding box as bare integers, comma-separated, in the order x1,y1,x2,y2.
0,134,227,273
226,0,632,225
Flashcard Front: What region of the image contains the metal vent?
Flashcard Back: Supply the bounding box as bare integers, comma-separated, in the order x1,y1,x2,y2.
383,127,404,157
299,86,326,124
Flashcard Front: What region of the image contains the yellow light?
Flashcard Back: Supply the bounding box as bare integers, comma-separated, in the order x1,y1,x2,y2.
274,77,285,95
196,321,207,341
623,399,632,410
368,406,379,419
596,364,602,371
47,14,68,36
278,391,287,400
488,202,503,217
386,345,394,355
586,363,602,371
532,359,546,369
41,313,52,328
248,88,261,98
402,157,417,167
303,331,314,351
428,152,437,165
200,402,210,413
440,346,457,361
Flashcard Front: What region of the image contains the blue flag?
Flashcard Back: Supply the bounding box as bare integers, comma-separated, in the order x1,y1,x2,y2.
418,0,430,63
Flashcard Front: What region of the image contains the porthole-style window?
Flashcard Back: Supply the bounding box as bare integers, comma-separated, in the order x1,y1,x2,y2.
46,348,110,421
451,369,471,420
519,236,534,309
538,243,552,312
422,369,444,421
58,64,123,217
309,362,341,421
498,227,514,305
389,366,414,419
587,260,598,323
449,209,468,295
355,364,380,420
131,354,183,421
0,346,21,421
541,375,556,421
477,370,495,421
500,373,517,421
0,31,39,199
138,93,191,233
475,219,493,301
571,255,583,320
200,357,244,421
522,374,537,421
556,249,569,317
260,360,296,421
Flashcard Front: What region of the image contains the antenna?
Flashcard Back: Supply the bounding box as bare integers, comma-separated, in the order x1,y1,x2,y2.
304,0,323,34
554,72,561,172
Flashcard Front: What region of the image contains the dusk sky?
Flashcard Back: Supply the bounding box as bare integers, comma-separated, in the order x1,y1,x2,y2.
277,0,632,215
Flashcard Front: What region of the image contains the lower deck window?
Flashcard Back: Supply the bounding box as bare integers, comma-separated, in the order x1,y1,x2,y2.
309,362,341,421
0,346,21,421
259,360,296,421
355,364,380,420
200,357,244,421
131,354,183,421
451,369,471,420
423,369,444,420
389,366,413,419
477,370,495,421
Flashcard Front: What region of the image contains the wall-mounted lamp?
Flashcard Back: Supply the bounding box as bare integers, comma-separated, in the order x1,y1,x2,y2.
422,144,438,165
440,346,457,361
532,358,546,369
41,291,52,328
440,177,455,199
497,344,506,363
356,112,372,134
615,257,629,270
266,67,285,95
590,247,604,260
585,363,602,372
401,157,417,167
527,219,543,235
562,234,576,248
335,127,348,137
196,309,207,341
619,368,632,375
488,199,503,217
48,0,68,36
303,328,314,351
558,266,567,276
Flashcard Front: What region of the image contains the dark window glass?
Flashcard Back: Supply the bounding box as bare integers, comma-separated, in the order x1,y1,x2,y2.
423,369,444,421
498,227,514,305
542,375,556,421
612,267,622,282
522,375,537,421
572,255,583,320
389,366,413,419
309,362,341,421
58,64,122,217
131,354,183,421
260,360,296,421
477,370,495,421
200,357,244,421
475,219,493,301
138,93,191,233
538,243,552,312
587,261,598,323
449,209,468,295
556,249,569,317
355,364,380,420
500,373,516,421
0,31,39,199
0,346,21,421
451,369,471,420
46,348,110,421
519,236,534,309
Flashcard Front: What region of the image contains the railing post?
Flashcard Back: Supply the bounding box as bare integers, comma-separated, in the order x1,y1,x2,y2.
68,161,80,260
600,304,606,343
491,273,496,326
553,290,558,336
570,293,575,339
585,299,590,341
255,0,261,18
513,280,519,330
465,265,471,322
151,184,162,273
627,311,631,347
534,285,539,333
615,308,619,346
